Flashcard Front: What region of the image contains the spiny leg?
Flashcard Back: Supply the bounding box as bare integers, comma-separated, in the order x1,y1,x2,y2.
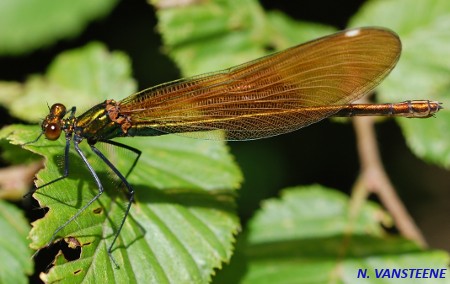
99,139,142,178
24,136,71,198
47,139,105,255
90,144,135,269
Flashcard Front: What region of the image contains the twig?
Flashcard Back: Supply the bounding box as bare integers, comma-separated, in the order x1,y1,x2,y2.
351,114,427,247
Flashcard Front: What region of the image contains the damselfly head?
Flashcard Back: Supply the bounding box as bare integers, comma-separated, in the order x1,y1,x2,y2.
41,103,67,141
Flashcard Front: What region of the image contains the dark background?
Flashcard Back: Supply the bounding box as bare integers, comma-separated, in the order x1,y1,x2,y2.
0,0,448,281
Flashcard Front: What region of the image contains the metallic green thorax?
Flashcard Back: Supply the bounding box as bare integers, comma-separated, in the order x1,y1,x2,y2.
74,101,165,143
75,102,119,142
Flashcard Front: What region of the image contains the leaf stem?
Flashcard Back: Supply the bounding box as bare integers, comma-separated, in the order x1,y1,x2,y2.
351,110,427,247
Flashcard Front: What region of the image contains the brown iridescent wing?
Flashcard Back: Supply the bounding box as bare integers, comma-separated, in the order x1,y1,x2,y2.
119,27,401,140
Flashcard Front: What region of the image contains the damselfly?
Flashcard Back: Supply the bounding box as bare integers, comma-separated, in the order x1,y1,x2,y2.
26,27,442,268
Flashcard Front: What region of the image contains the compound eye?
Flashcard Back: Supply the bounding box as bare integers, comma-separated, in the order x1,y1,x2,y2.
44,123,62,140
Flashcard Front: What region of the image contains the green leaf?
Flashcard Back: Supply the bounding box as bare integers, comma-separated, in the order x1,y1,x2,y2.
349,0,450,168
246,186,385,242
0,42,136,123
0,41,242,282
154,0,335,76
7,124,241,283
0,0,119,55
214,185,450,284
0,200,33,284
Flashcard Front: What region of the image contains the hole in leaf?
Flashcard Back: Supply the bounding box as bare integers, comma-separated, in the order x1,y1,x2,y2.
25,197,49,221
73,269,82,275
60,238,81,261
32,238,82,281
93,207,102,214
66,236,81,249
